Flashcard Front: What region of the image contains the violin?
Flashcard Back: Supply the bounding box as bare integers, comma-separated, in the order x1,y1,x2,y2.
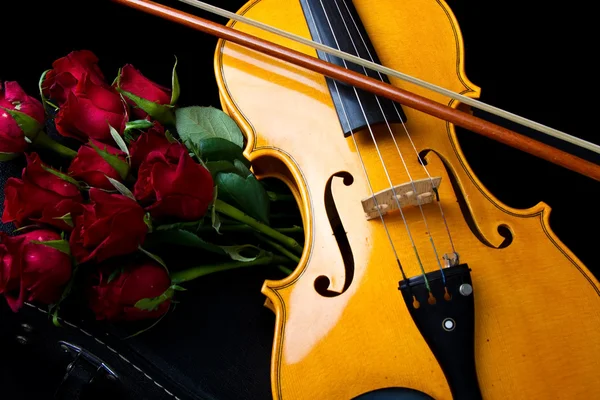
115,0,600,398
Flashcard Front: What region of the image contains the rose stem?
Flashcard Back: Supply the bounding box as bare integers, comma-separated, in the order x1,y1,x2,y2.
214,199,303,255
267,191,296,202
253,233,301,264
33,131,77,159
277,265,294,275
157,221,303,234
170,254,290,284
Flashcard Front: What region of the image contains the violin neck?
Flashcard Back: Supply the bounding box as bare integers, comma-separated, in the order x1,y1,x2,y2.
299,0,406,135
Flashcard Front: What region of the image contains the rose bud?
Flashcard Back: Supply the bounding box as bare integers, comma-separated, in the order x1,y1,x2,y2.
0,229,72,312
42,50,105,105
134,143,214,221
0,81,45,154
118,64,171,120
69,188,148,264
2,152,82,231
129,122,170,168
55,74,128,143
88,261,171,322
68,140,128,190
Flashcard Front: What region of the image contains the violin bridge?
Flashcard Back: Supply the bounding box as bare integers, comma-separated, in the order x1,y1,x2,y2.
361,177,442,220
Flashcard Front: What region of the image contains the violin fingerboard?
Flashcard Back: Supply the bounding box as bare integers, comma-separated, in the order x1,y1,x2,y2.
299,0,407,136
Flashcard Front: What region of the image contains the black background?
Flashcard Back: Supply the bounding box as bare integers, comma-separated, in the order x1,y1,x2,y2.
1,0,598,399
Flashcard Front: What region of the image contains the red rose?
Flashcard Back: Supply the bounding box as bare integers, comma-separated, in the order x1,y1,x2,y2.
119,64,171,119
0,81,45,154
0,229,72,312
133,143,214,221
68,140,127,190
88,261,171,321
129,122,170,168
2,152,82,231
69,188,147,264
42,50,105,104
55,74,128,143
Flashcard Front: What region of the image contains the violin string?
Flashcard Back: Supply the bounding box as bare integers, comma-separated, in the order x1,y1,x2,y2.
339,0,457,257
303,0,409,282
330,0,447,283
175,0,600,155
316,0,431,287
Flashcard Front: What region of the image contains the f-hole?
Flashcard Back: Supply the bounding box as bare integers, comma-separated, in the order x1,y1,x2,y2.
314,171,355,297
419,149,514,249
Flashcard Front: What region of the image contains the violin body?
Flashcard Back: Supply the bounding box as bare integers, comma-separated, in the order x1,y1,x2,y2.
215,0,600,398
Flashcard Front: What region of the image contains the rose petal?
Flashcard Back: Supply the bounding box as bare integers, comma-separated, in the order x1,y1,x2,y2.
120,64,171,104
68,143,125,190
129,123,170,168
44,50,105,104
24,153,82,198
55,81,127,143
70,189,147,264
2,81,44,123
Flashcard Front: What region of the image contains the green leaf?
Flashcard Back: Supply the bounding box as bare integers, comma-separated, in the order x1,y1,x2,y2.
38,69,52,113
233,158,251,176
144,212,153,233
138,246,168,272
175,106,244,149
13,224,41,233
107,267,122,284
212,204,222,234
220,244,265,262
119,89,175,126
215,171,270,225
194,137,250,167
52,309,62,327
0,106,42,138
30,239,71,256
170,56,180,105
146,230,226,255
205,160,239,180
124,130,134,145
164,129,176,143
115,67,122,88
40,164,81,189
52,213,73,228
134,287,174,311
211,186,222,234
125,119,154,131
0,152,20,161
89,141,129,180
106,176,135,201
172,285,187,291
109,124,129,156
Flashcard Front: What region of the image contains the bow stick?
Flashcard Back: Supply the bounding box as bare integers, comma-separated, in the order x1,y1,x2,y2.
111,0,600,181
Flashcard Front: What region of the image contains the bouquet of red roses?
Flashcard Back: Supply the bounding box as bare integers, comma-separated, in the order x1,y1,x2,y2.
0,50,302,326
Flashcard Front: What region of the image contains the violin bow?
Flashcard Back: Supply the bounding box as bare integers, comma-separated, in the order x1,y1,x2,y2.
112,0,600,182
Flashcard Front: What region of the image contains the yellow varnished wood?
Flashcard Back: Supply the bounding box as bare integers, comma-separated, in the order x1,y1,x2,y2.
214,0,600,398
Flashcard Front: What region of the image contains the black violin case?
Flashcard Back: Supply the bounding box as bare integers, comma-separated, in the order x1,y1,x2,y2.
1,1,597,399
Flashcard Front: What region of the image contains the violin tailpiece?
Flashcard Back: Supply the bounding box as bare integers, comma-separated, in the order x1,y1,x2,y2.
399,264,482,400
